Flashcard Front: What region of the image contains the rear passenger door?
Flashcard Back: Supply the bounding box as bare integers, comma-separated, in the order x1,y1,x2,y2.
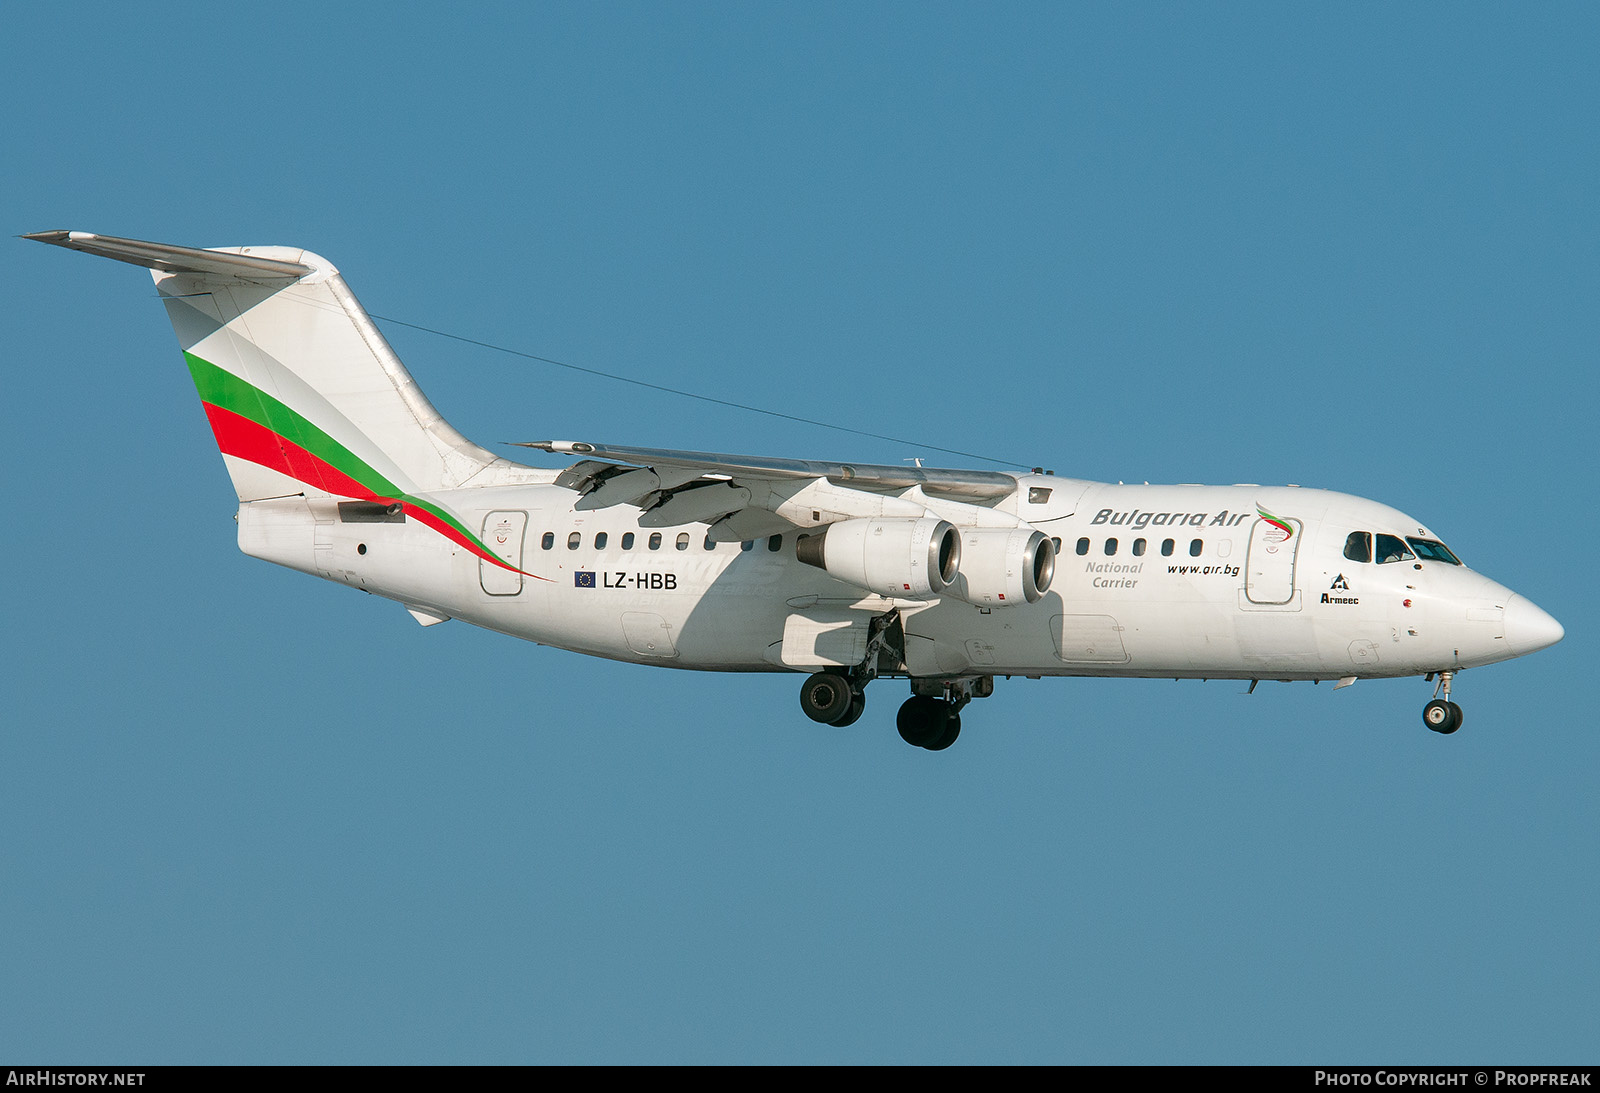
480,510,529,595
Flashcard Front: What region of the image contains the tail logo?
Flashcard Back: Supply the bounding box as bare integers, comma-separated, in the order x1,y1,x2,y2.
187,352,548,580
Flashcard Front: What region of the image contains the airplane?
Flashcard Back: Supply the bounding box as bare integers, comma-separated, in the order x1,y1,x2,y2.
25,230,1565,750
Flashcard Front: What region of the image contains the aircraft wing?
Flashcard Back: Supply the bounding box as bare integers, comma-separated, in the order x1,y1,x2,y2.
515,440,1023,542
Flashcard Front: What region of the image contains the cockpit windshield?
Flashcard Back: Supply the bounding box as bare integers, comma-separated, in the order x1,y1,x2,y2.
1375,534,1414,564
1345,528,1464,566
1406,537,1462,565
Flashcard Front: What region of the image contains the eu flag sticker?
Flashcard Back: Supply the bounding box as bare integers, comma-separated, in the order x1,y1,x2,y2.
574,571,596,588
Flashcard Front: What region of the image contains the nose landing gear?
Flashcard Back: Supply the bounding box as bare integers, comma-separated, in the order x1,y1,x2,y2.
1422,671,1464,734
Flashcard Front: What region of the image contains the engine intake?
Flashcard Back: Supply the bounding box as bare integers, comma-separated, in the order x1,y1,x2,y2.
950,527,1055,606
796,517,960,599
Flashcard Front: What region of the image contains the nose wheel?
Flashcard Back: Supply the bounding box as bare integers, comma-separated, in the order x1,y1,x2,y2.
1423,699,1463,734
1422,671,1464,734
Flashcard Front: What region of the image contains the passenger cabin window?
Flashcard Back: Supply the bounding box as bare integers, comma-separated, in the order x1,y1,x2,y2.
1050,537,1061,554
1161,539,1175,557
1407,538,1462,565
541,532,554,550
703,534,716,551
1375,534,1415,564
1132,538,1146,557
567,532,580,550
1104,539,1118,556
676,533,690,551
594,532,607,550
649,533,662,551
1076,538,1090,556
621,532,635,550
741,540,754,552
1343,532,1372,563
768,534,783,552
1189,539,1203,557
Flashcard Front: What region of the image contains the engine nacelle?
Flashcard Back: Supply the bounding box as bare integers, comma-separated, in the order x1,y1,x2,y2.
950,527,1055,606
795,517,960,599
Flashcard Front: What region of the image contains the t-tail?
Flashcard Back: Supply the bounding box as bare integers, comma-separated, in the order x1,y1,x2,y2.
25,231,548,575
25,231,531,504
21,232,550,582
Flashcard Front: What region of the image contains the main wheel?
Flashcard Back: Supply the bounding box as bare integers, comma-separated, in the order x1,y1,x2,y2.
897,695,948,748
834,693,867,727
800,672,853,724
1423,699,1463,734
923,712,961,751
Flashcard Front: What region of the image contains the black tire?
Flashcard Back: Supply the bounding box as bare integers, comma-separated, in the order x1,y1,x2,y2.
800,672,854,724
924,712,961,751
834,693,867,727
897,695,947,747
1424,699,1459,734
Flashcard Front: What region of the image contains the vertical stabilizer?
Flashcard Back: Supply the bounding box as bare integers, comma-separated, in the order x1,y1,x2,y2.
26,231,530,503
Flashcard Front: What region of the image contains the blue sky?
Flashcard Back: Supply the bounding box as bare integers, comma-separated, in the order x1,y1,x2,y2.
3,3,1594,1063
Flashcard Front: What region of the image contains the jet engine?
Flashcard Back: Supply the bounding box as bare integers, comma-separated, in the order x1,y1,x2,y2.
796,517,960,599
949,527,1055,606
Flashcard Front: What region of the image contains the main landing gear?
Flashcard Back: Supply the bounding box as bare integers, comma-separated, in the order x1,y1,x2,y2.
897,696,959,750
1422,670,1464,735
799,671,866,727
794,608,991,750
797,611,899,729
798,670,991,751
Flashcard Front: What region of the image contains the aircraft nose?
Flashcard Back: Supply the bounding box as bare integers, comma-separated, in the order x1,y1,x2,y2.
1504,594,1564,656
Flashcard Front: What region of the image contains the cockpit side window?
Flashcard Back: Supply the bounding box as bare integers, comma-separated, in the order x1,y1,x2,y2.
1407,538,1462,565
1343,531,1372,563
1375,533,1415,564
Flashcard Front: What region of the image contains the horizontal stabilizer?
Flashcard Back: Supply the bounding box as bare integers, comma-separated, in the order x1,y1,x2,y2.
23,230,312,281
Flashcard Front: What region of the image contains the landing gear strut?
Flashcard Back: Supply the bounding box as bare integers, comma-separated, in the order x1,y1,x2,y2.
1422,671,1464,734
793,611,994,749
796,609,909,728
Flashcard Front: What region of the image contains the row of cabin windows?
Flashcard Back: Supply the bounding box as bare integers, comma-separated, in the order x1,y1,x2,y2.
1074,536,1206,558
540,531,788,553
536,528,1460,566
538,530,1213,560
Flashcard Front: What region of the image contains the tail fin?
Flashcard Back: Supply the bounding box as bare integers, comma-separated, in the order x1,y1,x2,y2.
26,230,520,502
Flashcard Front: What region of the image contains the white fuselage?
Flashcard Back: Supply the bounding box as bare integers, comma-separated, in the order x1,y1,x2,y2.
26,228,1561,741
236,477,1549,684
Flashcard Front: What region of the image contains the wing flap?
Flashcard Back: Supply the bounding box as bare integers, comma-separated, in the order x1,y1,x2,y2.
635,482,751,528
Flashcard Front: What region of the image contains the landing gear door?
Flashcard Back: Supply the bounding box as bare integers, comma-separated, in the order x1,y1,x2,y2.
1245,515,1301,605
480,511,527,595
